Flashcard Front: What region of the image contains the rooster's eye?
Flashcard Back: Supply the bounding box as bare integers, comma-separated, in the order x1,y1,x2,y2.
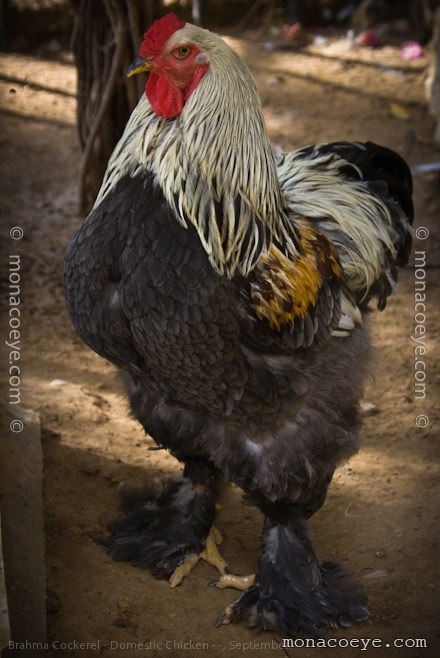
176,46,191,59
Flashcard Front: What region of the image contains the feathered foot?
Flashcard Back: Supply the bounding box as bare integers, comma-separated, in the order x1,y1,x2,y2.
99,461,219,580
216,517,368,637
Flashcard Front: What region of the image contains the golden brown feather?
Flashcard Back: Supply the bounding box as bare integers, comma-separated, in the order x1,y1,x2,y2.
251,224,342,331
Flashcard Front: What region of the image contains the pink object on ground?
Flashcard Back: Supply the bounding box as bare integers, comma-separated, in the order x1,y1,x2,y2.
400,41,424,60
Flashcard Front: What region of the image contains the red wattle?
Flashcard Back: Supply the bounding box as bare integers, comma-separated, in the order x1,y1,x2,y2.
146,64,209,119
146,72,184,119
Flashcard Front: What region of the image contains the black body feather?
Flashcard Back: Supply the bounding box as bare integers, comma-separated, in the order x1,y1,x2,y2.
64,140,412,636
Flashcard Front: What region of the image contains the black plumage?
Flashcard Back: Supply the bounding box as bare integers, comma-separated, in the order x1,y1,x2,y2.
65,169,379,633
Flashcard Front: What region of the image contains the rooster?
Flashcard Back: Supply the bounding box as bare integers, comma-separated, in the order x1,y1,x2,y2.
64,13,413,637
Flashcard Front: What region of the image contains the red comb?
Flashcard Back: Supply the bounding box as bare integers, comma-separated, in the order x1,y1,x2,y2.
140,13,185,59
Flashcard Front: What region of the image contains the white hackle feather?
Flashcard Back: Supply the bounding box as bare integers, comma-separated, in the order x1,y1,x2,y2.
94,24,299,278
277,147,397,297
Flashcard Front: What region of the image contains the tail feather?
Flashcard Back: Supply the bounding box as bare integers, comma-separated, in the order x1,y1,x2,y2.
278,141,413,310
317,141,413,266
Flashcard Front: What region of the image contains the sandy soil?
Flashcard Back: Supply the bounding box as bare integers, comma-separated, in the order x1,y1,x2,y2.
1,31,439,658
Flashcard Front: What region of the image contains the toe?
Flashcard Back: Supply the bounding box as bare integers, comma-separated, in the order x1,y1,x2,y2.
169,553,201,588
215,604,234,627
200,526,229,575
214,573,256,590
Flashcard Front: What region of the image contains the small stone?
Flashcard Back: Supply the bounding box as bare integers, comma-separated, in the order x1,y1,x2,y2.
267,75,284,86
364,569,390,579
93,413,109,424
360,401,379,415
49,379,67,387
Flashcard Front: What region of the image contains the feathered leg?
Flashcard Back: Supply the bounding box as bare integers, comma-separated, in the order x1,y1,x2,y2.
99,459,227,582
217,503,368,637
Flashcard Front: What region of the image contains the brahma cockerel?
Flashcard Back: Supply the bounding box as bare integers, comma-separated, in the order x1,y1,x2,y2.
65,14,413,637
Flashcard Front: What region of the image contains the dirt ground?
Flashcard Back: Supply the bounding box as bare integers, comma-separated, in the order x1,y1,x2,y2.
1,28,440,658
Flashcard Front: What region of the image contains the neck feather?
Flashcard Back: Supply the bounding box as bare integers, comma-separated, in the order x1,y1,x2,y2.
95,28,299,277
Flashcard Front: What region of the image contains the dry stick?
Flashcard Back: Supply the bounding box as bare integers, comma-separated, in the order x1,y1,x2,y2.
233,0,271,34
77,4,126,212
105,0,131,128
105,0,127,35
126,0,145,100
82,1,96,146
71,0,88,147
126,0,142,56
123,0,140,113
